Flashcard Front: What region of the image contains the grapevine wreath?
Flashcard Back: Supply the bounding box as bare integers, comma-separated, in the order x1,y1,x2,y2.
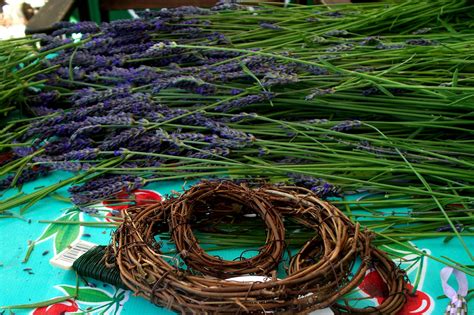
101,181,408,314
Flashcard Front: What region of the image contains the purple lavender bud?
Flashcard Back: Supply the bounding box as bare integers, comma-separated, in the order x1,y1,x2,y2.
107,42,155,56
27,90,61,107
436,223,463,233
69,175,126,193
287,173,339,197
230,89,244,95
305,88,335,100
202,50,241,59
171,76,216,95
211,0,244,11
12,145,35,157
359,36,380,46
354,66,375,73
214,93,274,112
49,51,126,70
26,120,87,138
229,112,258,122
362,87,379,96
97,66,160,85
172,132,212,142
70,125,102,141
376,43,405,50
324,11,344,18
104,19,152,35
44,139,72,155
260,22,283,31
43,137,92,156
49,161,88,172
330,120,362,132
85,33,152,55
71,86,131,107
173,6,211,16
412,28,431,35
258,147,269,156
130,41,181,60
69,175,144,205
300,64,329,75
277,157,306,164
355,140,398,157
189,6,214,15
58,148,99,161
99,127,145,150
311,182,340,197
261,72,298,87
29,106,60,116
405,38,436,46
326,43,354,53
56,67,87,80
301,118,329,125
85,112,133,125
52,21,99,36
0,165,49,190
324,30,348,37
171,26,206,39
155,128,183,147
79,206,99,214
188,147,231,159
198,118,255,143
207,137,252,149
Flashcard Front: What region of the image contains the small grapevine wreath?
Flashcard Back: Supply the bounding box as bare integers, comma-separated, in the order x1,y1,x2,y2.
105,181,408,314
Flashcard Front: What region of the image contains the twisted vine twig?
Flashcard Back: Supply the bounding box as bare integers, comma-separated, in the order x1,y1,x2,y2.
106,181,407,314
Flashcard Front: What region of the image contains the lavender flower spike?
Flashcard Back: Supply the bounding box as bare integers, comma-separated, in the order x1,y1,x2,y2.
305,88,335,101
287,173,340,198
70,175,144,205
331,120,362,132
260,22,283,31
215,93,274,112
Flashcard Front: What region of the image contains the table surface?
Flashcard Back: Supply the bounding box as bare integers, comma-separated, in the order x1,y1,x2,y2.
0,171,472,314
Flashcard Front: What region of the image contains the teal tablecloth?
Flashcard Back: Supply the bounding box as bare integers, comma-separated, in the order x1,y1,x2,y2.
1,171,472,314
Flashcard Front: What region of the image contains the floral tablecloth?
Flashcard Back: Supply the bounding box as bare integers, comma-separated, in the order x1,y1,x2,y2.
1,171,472,315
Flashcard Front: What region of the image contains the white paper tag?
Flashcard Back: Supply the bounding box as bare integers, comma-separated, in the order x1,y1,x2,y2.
50,239,98,270
225,276,334,314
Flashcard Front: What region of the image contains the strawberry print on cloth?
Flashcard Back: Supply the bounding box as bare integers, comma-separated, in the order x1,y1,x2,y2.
31,285,129,315
102,189,163,221
358,242,434,314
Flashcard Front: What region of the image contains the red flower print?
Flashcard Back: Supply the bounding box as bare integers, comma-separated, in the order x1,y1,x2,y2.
359,269,432,314
32,299,78,315
103,189,163,221
396,283,431,315
358,268,389,304
0,151,14,166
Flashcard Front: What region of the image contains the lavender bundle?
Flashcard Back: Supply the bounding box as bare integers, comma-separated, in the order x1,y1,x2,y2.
0,0,473,272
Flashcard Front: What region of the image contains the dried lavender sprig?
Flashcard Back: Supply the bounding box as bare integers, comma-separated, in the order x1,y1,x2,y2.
324,30,349,37
259,22,283,31
287,173,340,197
214,93,274,112
71,86,131,107
51,21,100,36
69,175,144,205
70,185,122,205
261,72,298,87
305,88,335,100
0,166,49,190
330,120,362,132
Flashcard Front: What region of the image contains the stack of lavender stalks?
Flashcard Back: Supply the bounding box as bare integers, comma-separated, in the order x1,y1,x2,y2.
0,0,473,274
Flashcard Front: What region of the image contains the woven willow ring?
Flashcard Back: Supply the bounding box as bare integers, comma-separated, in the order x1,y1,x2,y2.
106,181,407,314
